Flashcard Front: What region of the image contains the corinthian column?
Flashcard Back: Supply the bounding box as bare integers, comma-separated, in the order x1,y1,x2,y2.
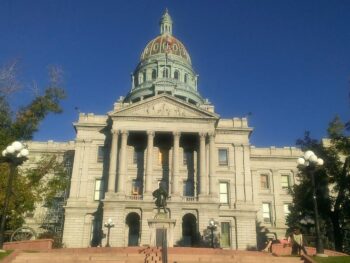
208,132,216,196
171,132,180,195
108,130,119,192
117,130,128,194
199,132,207,195
145,131,155,194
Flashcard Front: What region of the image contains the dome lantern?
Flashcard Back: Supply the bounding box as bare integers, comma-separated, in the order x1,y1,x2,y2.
160,8,173,35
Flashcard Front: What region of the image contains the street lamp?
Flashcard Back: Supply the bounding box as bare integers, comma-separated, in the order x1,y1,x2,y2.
297,150,327,257
208,219,217,248
104,218,114,247
0,141,29,249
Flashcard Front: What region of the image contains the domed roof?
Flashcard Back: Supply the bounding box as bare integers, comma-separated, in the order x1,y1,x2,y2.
140,35,191,64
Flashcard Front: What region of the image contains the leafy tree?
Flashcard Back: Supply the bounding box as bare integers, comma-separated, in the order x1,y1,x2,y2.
0,60,67,236
287,117,350,252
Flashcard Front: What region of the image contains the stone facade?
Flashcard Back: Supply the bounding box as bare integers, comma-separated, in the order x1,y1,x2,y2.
25,10,302,249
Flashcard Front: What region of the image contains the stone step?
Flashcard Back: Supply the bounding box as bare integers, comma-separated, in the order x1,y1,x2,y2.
8,248,304,263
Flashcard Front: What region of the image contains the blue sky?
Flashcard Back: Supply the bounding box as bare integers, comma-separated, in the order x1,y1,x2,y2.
1,0,349,147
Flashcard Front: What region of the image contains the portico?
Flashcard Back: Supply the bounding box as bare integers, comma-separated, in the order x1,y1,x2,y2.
106,94,219,200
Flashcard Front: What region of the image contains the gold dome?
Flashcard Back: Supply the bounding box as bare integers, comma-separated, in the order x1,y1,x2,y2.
140,35,191,64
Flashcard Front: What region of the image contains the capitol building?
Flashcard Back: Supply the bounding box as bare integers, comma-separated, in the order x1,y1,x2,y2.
26,10,301,249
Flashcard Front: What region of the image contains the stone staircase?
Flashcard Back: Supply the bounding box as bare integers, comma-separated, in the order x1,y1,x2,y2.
8,247,304,263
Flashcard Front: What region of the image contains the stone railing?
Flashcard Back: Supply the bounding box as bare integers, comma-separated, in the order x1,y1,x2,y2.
125,195,143,200
182,196,198,202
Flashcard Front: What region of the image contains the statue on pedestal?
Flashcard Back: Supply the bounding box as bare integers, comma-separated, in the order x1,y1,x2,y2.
152,186,168,214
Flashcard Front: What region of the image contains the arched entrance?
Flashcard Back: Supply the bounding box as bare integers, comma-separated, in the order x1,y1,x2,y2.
126,212,140,246
182,214,197,246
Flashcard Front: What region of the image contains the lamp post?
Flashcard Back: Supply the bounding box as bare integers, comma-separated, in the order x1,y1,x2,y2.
0,141,29,249
297,150,327,257
208,219,217,248
104,218,114,247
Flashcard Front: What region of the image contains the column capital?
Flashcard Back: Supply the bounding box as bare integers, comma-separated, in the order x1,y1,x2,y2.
147,130,155,136
111,129,120,135
173,131,181,138
120,130,129,136
199,132,207,138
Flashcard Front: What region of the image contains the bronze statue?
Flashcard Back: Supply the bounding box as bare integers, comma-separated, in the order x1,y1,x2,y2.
152,185,168,213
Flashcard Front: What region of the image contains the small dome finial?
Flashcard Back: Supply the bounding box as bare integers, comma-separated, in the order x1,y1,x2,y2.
160,9,173,35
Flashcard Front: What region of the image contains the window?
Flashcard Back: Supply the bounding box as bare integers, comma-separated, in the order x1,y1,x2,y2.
133,148,143,164
174,70,179,80
131,180,142,195
152,69,157,80
184,73,188,83
97,146,104,162
183,180,194,196
281,175,290,189
183,150,193,166
262,203,271,223
218,149,228,166
260,174,269,189
158,148,169,166
94,179,104,201
219,182,229,204
284,204,291,220
163,68,169,78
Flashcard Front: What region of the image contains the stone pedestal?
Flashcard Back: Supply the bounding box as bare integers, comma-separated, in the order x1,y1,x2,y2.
148,213,176,247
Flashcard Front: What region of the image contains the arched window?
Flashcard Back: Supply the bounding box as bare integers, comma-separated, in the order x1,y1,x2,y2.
184,73,188,83
174,70,179,80
143,72,147,82
163,68,169,78
152,69,157,80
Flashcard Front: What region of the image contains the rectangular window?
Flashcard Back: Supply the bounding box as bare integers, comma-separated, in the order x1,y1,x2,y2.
133,148,143,164
220,222,231,247
260,174,269,189
158,148,169,165
183,150,193,166
97,146,104,162
94,179,104,201
183,180,194,196
284,204,291,220
131,180,142,195
262,203,271,223
219,182,229,203
281,175,290,189
218,149,228,166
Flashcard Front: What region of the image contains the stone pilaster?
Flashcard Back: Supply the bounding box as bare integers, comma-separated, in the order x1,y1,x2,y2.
171,131,180,196
117,130,128,194
208,132,216,196
108,130,119,192
145,131,155,195
199,132,207,196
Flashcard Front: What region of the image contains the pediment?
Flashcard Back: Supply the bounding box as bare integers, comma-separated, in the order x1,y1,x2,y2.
110,95,219,119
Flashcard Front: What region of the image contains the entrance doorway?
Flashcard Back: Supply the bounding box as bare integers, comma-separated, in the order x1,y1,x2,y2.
126,213,140,246
182,214,197,246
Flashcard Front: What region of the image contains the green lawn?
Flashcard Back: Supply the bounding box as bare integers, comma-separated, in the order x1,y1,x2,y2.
313,256,350,263
0,250,13,261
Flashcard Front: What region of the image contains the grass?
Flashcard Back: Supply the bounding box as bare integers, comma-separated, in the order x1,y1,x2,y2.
313,256,350,263
0,250,13,261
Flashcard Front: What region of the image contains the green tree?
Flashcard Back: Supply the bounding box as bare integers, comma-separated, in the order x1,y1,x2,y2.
0,60,67,235
288,117,350,252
